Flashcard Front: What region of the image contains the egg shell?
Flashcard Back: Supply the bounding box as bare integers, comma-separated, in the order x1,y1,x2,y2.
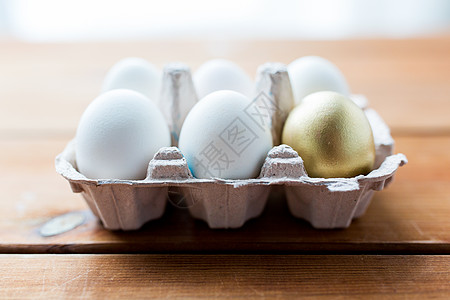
282,91,376,178
56,63,406,230
194,59,253,99
288,56,350,105
102,57,161,101
178,90,273,180
75,89,170,180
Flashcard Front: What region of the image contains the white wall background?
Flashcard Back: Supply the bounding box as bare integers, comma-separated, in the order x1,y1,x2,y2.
1,0,450,41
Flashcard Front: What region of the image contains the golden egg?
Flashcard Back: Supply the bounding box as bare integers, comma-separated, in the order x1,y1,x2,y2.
282,91,375,178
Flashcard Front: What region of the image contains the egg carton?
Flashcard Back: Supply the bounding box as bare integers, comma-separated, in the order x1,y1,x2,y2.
55,62,407,230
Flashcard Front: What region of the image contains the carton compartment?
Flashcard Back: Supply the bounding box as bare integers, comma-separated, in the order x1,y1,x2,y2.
55,62,407,230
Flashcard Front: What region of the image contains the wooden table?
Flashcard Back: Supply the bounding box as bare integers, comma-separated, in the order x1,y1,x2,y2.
1,38,449,298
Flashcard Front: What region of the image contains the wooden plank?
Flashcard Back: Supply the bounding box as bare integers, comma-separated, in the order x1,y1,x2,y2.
0,254,449,298
0,136,448,254
1,38,450,137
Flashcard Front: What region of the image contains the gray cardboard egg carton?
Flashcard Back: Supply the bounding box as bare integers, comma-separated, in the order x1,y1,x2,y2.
55,62,407,230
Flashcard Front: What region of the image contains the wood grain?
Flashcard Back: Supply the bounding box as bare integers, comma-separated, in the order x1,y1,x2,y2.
1,38,449,298
1,254,449,299
1,39,450,137
0,135,448,254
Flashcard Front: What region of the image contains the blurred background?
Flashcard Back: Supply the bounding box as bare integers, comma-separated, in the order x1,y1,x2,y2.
0,0,450,41
0,0,449,137
0,0,449,255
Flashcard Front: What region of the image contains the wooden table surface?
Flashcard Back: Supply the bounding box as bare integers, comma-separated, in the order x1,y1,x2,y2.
1,38,449,298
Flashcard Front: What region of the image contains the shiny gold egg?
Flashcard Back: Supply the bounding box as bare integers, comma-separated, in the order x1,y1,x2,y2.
282,91,375,178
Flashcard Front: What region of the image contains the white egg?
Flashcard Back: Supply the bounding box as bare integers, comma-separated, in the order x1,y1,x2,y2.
179,90,273,179
76,89,170,180
193,59,253,99
288,56,350,105
101,57,161,101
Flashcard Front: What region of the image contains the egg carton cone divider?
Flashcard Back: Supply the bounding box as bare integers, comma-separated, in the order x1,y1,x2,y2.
55,62,407,230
